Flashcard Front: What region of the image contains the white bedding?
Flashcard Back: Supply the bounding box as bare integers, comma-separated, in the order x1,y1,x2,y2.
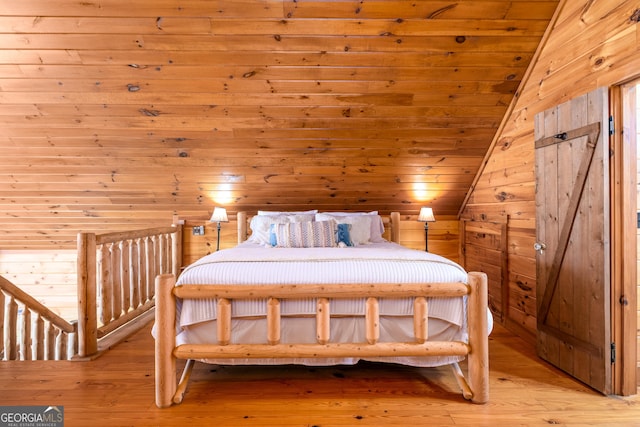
176,316,468,367
170,241,485,367
176,241,468,327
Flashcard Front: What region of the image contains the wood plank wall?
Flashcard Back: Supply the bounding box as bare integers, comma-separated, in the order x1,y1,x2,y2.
637,91,640,375
460,219,509,325
0,0,558,250
0,250,77,321
398,215,460,261
461,1,640,342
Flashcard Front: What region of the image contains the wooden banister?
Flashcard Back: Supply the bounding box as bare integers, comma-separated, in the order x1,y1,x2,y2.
0,276,74,334
95,227,179,245
0,275,77,360
77,224,182,358
1,223,182,361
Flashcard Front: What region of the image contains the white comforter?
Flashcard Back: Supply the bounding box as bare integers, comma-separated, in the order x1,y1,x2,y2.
176,241,468,329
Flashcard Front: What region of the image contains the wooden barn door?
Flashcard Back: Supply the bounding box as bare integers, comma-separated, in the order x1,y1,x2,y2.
534,87,611,394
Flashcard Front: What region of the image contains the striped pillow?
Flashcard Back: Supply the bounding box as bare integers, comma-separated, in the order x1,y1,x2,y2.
274,220,337,248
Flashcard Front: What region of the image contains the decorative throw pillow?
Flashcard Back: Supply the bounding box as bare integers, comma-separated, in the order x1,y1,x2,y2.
248,214,317,245
336,223,353,246
274,220,337,248
269,223,278,247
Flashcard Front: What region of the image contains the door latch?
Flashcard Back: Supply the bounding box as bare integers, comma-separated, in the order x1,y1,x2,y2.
533,242,546,253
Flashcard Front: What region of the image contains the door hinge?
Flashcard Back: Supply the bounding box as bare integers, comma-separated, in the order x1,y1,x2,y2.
610,342,616,364
609,115,615,136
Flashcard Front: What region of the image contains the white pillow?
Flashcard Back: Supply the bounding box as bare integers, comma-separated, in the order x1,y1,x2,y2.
319,211,377,216
247,215,290,245
315,213,371,245
368,215,386,242
317,211,385,242
258,210,318,216
287,214,316,223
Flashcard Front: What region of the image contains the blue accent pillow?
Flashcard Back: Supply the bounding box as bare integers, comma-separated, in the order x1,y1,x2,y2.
269,223,278,247
336,223,353,246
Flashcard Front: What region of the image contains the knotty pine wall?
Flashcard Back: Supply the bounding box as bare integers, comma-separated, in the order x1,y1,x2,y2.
0,250,77,321
637,86,640,373
0,1,559,330
461,0,640,341
0,0,559,251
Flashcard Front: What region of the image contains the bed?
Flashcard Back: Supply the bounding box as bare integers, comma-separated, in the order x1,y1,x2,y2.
154,211,490,407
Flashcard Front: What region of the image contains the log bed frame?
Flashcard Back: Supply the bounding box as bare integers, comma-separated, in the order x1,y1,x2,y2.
155,212,489,408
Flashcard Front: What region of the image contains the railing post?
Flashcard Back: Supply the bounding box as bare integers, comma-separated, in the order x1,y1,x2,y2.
139,238,148,304
77,232,98,357
4,296,18,360
33,314,44,360
0,290,5,358
172,224,183,276
68,320,78,360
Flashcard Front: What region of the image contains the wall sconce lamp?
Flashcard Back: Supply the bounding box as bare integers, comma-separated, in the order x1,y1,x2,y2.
210,207,229,251
417,207,436,252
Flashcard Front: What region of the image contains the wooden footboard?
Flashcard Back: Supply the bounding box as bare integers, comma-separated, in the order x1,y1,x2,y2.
155,271,489,408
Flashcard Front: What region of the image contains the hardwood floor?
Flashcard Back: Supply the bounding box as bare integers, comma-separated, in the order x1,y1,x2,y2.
0,322,638,426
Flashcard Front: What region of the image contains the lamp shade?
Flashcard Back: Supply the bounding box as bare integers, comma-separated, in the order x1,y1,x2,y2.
210,207,229,223
417,207,435,222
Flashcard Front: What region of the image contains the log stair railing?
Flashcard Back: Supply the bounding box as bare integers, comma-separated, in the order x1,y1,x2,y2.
0,275,77,361
77,225,182,358
1,225,182,362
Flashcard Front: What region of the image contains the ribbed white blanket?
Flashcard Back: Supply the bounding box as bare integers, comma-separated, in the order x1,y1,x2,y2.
176,241,468,328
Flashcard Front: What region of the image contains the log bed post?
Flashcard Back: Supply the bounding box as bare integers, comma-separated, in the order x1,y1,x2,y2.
237,211,247,244
389,211,401,243
467,271,489,404
155,274,177,408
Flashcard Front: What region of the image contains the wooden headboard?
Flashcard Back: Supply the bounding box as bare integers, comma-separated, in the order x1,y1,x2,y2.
236,212,401,244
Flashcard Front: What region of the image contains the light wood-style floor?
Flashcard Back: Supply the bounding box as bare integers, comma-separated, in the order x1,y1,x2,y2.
1,322,638,427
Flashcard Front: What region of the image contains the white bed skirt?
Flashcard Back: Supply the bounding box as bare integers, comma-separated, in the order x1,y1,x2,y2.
174,312,493,367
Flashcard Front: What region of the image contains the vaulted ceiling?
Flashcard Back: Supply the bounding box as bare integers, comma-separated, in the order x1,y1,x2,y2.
0,0,559,249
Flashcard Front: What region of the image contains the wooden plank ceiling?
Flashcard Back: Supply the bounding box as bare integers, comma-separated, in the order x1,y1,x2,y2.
0,0,559,249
